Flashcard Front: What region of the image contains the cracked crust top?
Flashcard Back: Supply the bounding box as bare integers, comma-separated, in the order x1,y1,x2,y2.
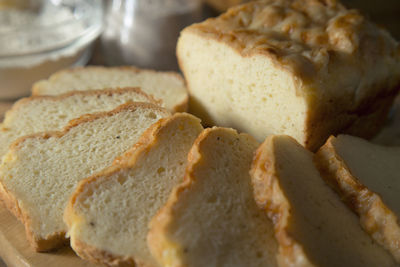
187,0,400,83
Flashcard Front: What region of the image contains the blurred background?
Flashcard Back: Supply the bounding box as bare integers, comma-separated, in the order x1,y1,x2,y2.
0,0,399,101
0,1,399,266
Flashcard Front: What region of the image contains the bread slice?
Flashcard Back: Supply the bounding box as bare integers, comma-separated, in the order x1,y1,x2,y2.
178,0,400,150
148,127,279,267
315,134,400,262
64,113,203,267
32,66,188,112
0,103,170,252
250,135,396,266
0,88,158,160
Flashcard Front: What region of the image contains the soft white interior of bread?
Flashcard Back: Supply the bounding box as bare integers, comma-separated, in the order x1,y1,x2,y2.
68,114,203,265
0,105,169,241
333,135,400,217
269,136,395,266
0,89,153,159
154,128,278,267
34,68,187,111
178,31,307,143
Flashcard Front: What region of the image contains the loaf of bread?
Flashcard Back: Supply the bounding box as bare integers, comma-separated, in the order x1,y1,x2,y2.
148,127,279,267
0,88,157,160
316,134,400,262
250,135,396,266
64,113,203,266
0,103,170,252
178,0,400,150
32,66,188,112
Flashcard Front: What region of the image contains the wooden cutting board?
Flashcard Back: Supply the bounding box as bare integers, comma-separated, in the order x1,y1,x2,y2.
0,203,100,267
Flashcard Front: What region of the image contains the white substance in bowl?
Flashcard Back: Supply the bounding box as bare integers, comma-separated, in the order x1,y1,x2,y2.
0,0,103,99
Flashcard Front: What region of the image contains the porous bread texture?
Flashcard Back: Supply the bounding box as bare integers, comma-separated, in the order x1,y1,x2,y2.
0,88,158,160
0,103,170,252
178,0,400,151
315,135,400,262
250,135,396,266
64,113,203,267
32,66,188,112
148,127,279,267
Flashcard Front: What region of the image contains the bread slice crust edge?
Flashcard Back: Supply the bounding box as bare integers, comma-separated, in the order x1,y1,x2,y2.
147,127,279,267
31,66,188,113
0,102,170,252
250,135,314,267
315,135,400,263
64,113,201,266
146,128,210,267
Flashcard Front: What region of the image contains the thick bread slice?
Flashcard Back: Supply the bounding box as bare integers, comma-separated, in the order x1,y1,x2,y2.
315,135,400,262
250,135,396,266
148,127,279,267
0,88,158,160
0,103,170,252
32,66,188,112
64,113,203,267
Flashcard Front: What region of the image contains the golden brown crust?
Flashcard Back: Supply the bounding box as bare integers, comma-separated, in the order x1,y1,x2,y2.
32,66,184,95
147,128,212,267
148,127,261,267
250,136,314,267
14,87,158,108
66,113,194,212
315,136,400,262
0,102,170,252
31,66,188,113
7,102,169,152
64,113,199,267
37,65,186,86
186,0,399,80
1,87,161,126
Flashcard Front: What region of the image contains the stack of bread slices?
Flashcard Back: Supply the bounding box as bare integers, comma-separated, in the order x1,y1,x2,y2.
1,0,400,267
0,66,191,252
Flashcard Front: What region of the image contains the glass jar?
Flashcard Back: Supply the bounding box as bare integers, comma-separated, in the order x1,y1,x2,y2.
101,0,203,71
